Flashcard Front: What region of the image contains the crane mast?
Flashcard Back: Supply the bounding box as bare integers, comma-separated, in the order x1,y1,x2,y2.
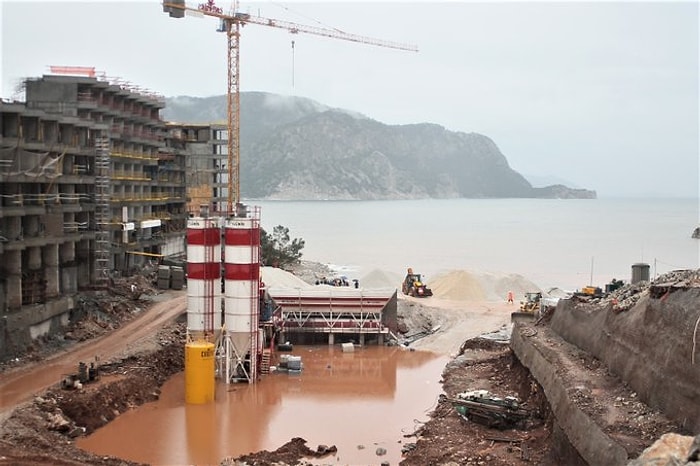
226,18,241,211
163,1,417,212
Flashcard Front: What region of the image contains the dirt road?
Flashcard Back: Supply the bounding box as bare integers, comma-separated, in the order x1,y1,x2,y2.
399,295,515,355
0,292,186,419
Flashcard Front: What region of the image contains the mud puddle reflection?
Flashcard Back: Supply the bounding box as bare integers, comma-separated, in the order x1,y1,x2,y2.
77,346,447,465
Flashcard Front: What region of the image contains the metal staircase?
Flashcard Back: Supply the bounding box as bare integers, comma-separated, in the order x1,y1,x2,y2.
260,348,271,374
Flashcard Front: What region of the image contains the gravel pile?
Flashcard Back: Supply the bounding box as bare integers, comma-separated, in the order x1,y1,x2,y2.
429,269,541,302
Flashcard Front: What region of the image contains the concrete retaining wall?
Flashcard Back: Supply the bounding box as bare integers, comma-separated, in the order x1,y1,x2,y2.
511,327,629,466
550,291,700,433
381,292,398,333
1,295,75,360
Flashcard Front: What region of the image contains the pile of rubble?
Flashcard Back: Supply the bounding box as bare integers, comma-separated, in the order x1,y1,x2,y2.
65,276,160,343
573,269,700,313
0,320,185,466
285,260,333,285
221,438,338,466
0,272,164,371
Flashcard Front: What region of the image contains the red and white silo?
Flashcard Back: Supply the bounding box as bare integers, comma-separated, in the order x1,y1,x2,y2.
222,206,261,383
186,217,222,341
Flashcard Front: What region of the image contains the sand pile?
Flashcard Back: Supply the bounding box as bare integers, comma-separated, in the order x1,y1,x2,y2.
430,270,487,301
261,264,541,301
360,269,403,289
261,266,312,289
429,269,541,302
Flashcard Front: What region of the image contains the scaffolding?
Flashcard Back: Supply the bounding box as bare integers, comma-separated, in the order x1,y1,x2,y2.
94,135,111,287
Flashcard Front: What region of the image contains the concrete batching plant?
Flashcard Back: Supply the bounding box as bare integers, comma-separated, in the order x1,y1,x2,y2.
185,204,261,403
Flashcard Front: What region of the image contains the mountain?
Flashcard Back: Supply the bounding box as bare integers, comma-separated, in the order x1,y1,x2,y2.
164,92,596,200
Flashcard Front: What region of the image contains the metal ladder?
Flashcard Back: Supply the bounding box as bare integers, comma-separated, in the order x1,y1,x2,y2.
94,135,111,288
260,348,272,374
204,222,215,337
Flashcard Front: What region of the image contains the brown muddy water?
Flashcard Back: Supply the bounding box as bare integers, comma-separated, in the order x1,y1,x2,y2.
77,345,448,465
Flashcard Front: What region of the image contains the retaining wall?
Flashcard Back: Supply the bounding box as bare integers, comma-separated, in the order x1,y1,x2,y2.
550,290,700,433
1,295,74,360
511,327,630,466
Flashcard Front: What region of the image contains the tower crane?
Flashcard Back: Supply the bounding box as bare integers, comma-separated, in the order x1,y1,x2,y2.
163,0,417,212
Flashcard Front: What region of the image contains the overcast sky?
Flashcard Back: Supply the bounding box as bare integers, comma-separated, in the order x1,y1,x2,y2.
1,1,698,198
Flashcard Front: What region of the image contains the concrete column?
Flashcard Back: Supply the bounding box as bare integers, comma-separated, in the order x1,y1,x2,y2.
76,239,90,287
328,333,334,346
43,245,59,297
60,241,75,263
359,333,365,346
6,251,22,310
28,246,42,269
378,334,384,346
25,216,39,236
6,216,21,239
59,241,77,293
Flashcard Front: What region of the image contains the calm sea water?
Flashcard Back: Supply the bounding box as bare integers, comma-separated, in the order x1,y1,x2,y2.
253,198,699,292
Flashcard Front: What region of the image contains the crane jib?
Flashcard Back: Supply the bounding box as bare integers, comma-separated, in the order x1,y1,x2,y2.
162,1,418,52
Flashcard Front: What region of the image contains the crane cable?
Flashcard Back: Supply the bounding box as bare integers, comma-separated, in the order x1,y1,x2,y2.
271,1,346,34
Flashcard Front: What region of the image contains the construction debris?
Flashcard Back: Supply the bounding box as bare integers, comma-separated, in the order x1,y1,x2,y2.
444,390,530,430
570,269,700,313
60,362,100,390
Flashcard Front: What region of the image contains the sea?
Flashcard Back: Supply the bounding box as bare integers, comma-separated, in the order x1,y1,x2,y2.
252,198,699,293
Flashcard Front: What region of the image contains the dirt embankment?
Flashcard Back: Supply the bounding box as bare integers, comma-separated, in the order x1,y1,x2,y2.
399,339,555,466
0,280,187,466
0,321,186,466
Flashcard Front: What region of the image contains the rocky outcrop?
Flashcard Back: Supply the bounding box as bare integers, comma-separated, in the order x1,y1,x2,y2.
532,184,597,199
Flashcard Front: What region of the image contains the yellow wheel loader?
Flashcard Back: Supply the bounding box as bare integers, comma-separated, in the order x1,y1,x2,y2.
402,268,433,297
511,291,542,322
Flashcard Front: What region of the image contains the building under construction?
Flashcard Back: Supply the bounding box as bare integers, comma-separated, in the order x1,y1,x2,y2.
166,123,228,213
0,69,399,380
0,69,191,359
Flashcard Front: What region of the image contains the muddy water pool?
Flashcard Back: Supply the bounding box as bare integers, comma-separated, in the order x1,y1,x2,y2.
77,345,448,465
